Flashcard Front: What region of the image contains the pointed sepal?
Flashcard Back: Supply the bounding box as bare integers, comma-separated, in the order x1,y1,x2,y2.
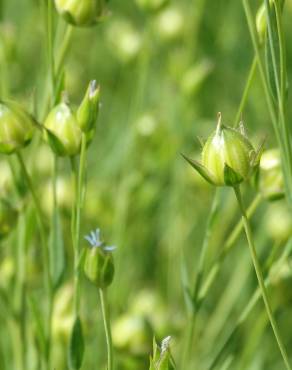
181,153,216,185
223,163,243,186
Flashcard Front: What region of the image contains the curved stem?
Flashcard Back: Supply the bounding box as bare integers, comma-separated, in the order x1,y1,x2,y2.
99,289,113,370
233,185,291,370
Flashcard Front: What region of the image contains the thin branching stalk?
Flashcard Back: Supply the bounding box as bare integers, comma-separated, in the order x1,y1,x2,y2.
233,185,292,370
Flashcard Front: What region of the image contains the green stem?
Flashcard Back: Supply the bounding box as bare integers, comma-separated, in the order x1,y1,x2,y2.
16,215,26,370
207,237,292,370
198,193,261,308
71,133,87,318
16,151,53,369
99,289,113,370
233,185,292,370
46,0,56,101
234,55,257,125
182,190,219,369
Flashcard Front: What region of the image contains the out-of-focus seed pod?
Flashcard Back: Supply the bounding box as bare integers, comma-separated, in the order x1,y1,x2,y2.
54,0,105,27
112,314,152,356
265,201,292,242
0,256,14,288
136,0,168,12
155,6,184,42
258,149,284,201
77,80,100,143
43,101,82,157
106,20,142,64
183,114,263,187
0,198,18,239
0,101,35,154
52,283,74,341
180,60,213,97
83,229,115,289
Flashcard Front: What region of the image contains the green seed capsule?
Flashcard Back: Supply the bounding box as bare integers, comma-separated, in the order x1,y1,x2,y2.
258,149,284,201
183,113,263,187
54,0,104,27
0,199,18,240
83,229,115,289
77,80,100,135
0,101,35,154
44,102,82,157
84,247,114,289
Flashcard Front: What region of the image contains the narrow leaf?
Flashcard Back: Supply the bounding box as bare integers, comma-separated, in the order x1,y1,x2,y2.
68,316,85,370
265,0,281,100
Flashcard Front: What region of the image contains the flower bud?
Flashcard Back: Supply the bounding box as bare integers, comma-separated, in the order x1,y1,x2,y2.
183,113,263,187
43,101,82,157
0,198,18,239
77,80,100,136
83,229,115,289
54,0,105,27
258,148,284,201
150,336,175,370
0,101,35,154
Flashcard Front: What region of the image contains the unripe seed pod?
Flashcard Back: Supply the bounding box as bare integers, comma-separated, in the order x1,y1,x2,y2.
183,113,263,187
54,0,104,27
83,229,115,289
0,101,35,154
77,80,100,135
44,101,82,157
258,148,284,201
0,199,18,240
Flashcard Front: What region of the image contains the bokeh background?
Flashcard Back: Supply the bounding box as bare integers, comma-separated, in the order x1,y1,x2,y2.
0,0,292,369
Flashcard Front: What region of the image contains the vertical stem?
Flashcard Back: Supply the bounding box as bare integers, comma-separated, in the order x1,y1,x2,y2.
182,190,219,369
234,56,257,125
46,0,55,101
99,289,113,370
71,133,87,318
16,214,26,370
16,151,53,369
233,185,292,370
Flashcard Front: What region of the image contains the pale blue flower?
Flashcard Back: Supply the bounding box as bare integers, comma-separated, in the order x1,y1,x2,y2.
84,228,116,252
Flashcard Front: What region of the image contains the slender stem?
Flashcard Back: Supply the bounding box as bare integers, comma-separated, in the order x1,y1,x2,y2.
99,289,113,370
233,185,292,370
46,0,56,101
207,237,292,370
16,151,53,369
234,55,257,125
182,190,219,368
71,133,87,318
16,214,26,370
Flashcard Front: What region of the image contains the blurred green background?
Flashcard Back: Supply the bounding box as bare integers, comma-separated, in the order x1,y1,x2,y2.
0,0,292,369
